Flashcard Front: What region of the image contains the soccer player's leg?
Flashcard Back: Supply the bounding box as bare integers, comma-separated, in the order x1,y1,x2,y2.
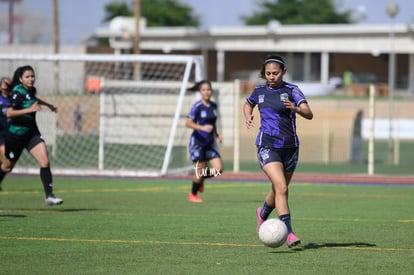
28,136,63,206
188,142,204,202
199,148,223,192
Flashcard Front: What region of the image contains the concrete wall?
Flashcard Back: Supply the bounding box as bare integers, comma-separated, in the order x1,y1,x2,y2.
0,45,86,95
222,96,414,164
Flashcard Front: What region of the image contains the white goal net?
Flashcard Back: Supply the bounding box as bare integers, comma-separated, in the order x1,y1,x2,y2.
0,53,204,177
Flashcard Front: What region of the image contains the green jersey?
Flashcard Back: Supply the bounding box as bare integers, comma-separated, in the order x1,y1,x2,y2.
9,83,38,136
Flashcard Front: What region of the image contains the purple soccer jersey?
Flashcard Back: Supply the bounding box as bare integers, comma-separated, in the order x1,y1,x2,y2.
246,82,308,148
187,100,218,147
0,94,10,140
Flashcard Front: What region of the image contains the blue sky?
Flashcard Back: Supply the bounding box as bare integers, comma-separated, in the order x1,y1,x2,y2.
0,0,412,44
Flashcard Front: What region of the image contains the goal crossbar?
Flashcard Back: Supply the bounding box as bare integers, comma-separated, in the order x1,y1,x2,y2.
0,53,202,64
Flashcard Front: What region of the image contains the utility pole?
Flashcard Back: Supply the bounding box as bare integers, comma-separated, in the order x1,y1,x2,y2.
53,0,60,95
53,0,59,54
133,0,141,54
385,2,399,165
133,0,141,80
0,0,22,44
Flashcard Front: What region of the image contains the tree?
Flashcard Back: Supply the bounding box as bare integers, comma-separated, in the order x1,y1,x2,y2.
241,0,352,25
102,0,200,27
103,2,134,23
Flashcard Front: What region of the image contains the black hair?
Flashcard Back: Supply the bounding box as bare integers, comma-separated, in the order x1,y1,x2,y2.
260,55,286,79
187,80,212,93
10,65,35,90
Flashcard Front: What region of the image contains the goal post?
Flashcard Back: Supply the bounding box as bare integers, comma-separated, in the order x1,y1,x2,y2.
161,59,195,175
0,53,204,177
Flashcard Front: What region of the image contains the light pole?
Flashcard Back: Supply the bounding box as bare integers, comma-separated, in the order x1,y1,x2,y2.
133,0,141,80
0,0,22,44
53,0,60,95
133,0,141,54
385,2,399,165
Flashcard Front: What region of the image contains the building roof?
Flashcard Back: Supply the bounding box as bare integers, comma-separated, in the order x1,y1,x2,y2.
94,17,414,54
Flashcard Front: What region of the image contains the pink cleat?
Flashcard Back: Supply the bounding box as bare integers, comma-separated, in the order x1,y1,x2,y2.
256,208,265,233
188,192,203,203
286,232,301,248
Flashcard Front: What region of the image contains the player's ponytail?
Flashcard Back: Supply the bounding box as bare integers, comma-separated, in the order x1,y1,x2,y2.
187,80,212,93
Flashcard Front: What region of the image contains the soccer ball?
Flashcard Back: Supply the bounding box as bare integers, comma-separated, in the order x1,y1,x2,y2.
258,218,288,248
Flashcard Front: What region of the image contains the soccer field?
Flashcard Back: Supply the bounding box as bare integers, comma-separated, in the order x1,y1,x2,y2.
1,175,413,274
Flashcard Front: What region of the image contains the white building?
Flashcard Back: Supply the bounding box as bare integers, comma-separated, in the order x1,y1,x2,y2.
93,17,414,95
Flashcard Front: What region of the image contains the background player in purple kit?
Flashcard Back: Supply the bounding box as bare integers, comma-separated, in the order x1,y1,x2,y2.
0,77,10,191
186,80,223,203
243,55,313,248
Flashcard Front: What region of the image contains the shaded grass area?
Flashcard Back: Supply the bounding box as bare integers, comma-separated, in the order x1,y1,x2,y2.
1,176,413,274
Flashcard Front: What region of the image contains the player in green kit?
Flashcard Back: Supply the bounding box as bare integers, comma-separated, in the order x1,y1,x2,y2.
1,65,63,206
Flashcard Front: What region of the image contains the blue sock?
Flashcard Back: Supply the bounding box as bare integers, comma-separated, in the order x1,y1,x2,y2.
279,214,293,233
260,202,274,220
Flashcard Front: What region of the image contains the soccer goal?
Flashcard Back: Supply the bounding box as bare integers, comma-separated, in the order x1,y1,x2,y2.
0,53,204,177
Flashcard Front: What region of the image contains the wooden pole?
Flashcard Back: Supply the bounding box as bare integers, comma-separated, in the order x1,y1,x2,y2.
133,0,141,80
53,0,59,54
0,0,22,44
8,0,13,44
133,0,141,54
52,0,60,95
52,0,60,157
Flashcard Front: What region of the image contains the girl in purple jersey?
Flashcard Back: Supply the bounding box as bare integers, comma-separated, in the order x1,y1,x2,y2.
0,77,10,191
186,80,223,203
243,55,313,248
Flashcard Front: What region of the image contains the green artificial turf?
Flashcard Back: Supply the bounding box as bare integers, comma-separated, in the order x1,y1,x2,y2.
0,176,413,274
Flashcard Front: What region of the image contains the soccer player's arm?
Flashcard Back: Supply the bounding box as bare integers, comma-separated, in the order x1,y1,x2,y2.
243,99,256,129
185,117,200,130
6,106,38,118
213,126,222,144
185,104,198,130
185,117,214,133
295,101,313,120
6,92,39,118
290,88,313,120
212,103,222,143
36,97,57,112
